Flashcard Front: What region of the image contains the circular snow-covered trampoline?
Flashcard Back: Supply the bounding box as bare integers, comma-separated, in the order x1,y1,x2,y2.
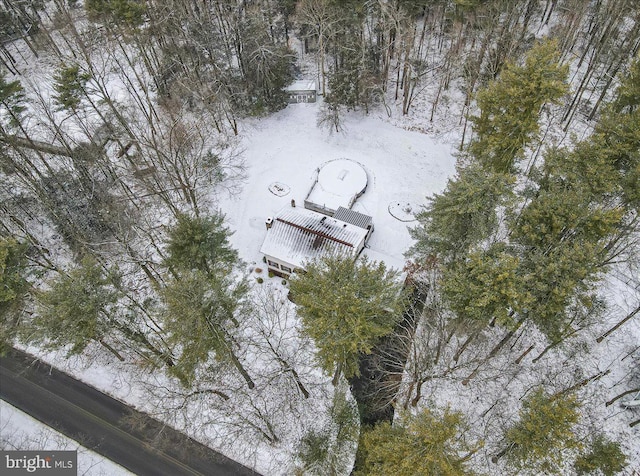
305,158,368,215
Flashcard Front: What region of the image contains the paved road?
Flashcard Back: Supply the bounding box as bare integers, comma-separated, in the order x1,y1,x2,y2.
0,348,261,476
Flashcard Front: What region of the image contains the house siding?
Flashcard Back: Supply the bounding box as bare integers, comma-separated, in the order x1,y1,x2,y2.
287,90,316,103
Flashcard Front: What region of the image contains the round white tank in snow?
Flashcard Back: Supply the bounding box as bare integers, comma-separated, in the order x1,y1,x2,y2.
317,158,367,196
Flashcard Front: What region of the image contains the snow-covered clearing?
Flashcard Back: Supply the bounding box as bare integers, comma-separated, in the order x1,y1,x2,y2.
0,401,133,476
218,102,457,273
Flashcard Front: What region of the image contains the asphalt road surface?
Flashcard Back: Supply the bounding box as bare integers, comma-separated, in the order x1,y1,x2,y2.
0,348,261,476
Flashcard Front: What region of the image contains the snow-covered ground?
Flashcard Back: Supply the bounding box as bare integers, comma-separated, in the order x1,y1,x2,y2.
3,22,638,472
219,101,457,274
8,96,639,474
7,99,460,475
0,401,133,476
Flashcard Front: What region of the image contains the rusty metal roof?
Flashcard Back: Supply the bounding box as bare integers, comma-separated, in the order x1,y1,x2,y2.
260,207,368,270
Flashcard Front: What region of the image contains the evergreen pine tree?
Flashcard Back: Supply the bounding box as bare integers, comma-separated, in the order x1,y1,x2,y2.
469,39,568,173
289,255,404,383
0,238,30,354
85,0,146,27
164,212,239,277
161,212,253,388
567,57,640,209
161,269,254,388
296,388,360,475
501,388,581,474
408,163,513,264
356,407,481,476
0,72,26,129
441,244,521,329
33,258,122,358
574,435,627,475
52,64,91,112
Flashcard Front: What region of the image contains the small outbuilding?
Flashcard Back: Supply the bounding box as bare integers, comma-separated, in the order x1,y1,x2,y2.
260,207,369,277
285,80,317,103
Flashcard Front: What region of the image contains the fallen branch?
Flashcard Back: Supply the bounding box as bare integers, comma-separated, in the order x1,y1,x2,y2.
606,388,640,407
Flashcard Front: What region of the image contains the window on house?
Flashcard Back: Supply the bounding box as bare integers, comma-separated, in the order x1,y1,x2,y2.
267,260,280,268
281,265,292,274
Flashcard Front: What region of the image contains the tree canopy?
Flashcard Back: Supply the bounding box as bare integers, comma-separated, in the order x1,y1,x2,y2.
33,258,121,356
409,163,513,264
85,0,147,27
356,407,481,476
502,388,581,474
469,39,568,174
0,72,26,129
574,435,627,476
289,255,405,382
161,268,252,388
164,212,239,276
160,212,253,388
0,238,30,353
53,64,91,112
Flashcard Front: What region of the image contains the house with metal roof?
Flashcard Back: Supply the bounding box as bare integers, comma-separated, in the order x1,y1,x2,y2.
260,207,370,277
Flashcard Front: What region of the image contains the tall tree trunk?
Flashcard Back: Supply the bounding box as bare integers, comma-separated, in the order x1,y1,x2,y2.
596,305,640,343
227,346,255,389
